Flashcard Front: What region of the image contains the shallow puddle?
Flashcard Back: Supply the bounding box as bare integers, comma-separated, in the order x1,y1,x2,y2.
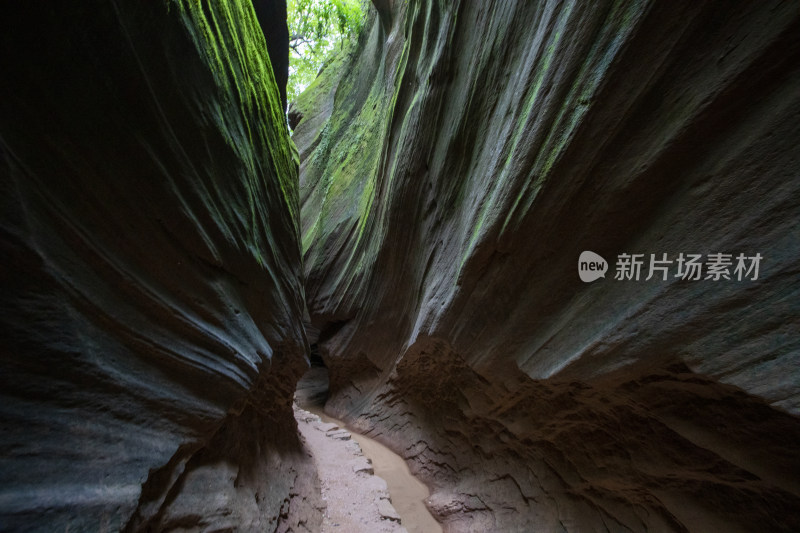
308,407,443,533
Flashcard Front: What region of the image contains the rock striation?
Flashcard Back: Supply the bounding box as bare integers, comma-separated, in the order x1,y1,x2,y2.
0,1,319,532
295,1,800,531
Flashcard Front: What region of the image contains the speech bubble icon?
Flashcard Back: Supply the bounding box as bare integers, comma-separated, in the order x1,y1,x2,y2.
578,251,608,282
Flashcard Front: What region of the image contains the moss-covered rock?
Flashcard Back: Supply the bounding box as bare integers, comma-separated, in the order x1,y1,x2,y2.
296,1,800,531
0,1,319,531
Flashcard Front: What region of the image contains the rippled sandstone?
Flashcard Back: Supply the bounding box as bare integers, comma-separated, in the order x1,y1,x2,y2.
1,2,321,531
295,1,800,531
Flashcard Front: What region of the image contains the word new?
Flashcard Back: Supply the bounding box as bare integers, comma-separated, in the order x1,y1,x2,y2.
578,251,608,282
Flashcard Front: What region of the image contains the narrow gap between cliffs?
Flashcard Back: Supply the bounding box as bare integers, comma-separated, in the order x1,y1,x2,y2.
285,1,443,530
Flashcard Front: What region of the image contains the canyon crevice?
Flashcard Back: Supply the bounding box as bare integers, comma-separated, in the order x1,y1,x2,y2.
1,0,799,532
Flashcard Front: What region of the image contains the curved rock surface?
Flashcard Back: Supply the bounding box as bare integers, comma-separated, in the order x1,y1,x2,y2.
295,1,800,531
1,1,319,532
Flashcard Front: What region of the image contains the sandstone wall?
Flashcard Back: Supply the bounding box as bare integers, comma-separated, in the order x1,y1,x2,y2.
295,1,800,531
0,2,319,531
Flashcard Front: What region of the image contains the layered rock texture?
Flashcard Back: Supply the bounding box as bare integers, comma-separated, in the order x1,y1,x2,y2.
1,2,320,532
3,0,800,531
294,1,800,531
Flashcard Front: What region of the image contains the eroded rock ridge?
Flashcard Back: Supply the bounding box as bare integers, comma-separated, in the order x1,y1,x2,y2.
295,1,800,531
1,2,321,531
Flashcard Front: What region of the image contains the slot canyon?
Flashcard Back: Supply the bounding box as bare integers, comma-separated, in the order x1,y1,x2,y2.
1,1,799,532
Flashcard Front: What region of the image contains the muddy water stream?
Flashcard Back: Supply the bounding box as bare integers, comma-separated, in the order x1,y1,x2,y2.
307,406,443,533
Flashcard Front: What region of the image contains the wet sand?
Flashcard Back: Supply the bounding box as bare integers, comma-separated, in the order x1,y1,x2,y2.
308,407,443,533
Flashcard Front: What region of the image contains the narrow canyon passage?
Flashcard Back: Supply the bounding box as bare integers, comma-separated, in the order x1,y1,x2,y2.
295,365,443,533
2,1,800,532
294,405,406,533
338,416,442,533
